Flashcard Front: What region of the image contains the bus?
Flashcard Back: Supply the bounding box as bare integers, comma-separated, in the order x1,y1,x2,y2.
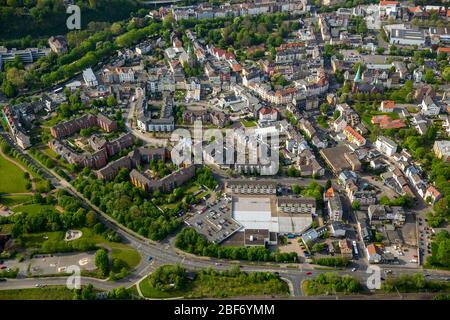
53,87,63,94
352,240,359,257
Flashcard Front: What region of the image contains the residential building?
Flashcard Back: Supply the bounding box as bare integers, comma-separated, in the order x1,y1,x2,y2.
48,36,68,54
421,96,440,116
375,136,398,156
433,140,450,162
343,126,366,146
367,243,382,264
82,68,98,87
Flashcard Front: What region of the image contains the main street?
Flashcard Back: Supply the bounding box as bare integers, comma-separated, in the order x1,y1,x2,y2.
0,132,449,298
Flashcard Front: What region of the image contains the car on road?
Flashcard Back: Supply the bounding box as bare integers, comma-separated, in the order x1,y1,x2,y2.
0,265,6,270
0,278,6,282
351,268,357,272
214,262,221,266
305,272,312,275
147,256,153,262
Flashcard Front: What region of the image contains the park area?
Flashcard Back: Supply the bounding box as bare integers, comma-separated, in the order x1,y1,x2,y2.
0,153,30,194
0,286,75,300
138,265,289,299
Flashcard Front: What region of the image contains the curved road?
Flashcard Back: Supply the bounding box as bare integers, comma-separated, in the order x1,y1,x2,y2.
0,133,449,298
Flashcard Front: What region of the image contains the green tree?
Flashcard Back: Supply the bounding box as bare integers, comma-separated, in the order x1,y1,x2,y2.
107,95,117,107
351,201,360,210
95,248,110,277
424,69,435,84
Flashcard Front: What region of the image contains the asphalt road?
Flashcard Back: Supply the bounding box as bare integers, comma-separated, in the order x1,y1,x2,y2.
1,131,449,298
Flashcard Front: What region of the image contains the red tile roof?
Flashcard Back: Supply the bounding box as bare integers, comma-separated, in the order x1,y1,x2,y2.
437,47,450,53
380,1,399,6
344,126,365,143
324,187,335,198
381,100,395,110
426,185,441,198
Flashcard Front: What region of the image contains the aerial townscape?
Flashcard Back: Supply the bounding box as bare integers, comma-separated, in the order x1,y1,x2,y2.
0,0,449,304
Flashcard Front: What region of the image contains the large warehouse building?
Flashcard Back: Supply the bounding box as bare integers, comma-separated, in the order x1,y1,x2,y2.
231,195,315,235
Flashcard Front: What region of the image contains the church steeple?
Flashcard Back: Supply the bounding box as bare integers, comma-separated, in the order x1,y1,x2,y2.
354,64,362,83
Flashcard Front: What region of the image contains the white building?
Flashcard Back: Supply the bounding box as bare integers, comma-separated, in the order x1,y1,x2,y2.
389,29,426,46
379,0,399,17
82,68,98,87
117,68,135,83
328,196,343,221
231,195,314,235
375,136,398,156
421,96,440,116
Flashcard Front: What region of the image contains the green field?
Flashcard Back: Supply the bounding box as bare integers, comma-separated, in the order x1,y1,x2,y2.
20,231,65,248
139,272,289,299
13,203,58,215
0,194,32,207
0,154,29,193
241,120,257,128
0,286,75,300
79,228,141,269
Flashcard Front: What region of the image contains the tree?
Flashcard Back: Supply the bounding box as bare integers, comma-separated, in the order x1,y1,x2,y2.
108,287,131,299
320,103,330,115
351,201,360,210
95,249,110,277
291,185,302,194
86,211,97,227
1,81,17,98
332,110,341,120
424,69,435,84
443,66,450,83
107,95,117,107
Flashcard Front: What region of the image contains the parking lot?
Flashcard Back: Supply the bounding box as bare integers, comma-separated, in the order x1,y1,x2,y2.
28,252,97,275
185,194,243,244
384,244,420,268
2,252,97,276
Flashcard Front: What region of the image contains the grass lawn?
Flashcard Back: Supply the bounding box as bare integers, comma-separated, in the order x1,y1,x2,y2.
241,120,257,128
13,204,58,215
20,231,65,248
139,280,187,298
38,146,72,171
16,228,140,270
79,228,141,269
0,286,75,300
0,195,32,207
139,273,289,299
0,153,29,194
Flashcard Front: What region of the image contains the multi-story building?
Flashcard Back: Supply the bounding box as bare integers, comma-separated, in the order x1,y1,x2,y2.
50,113,117,139
433,140,450,162
343,126,366,146
226,180,277,195
277,197,316,215
375,136,398,156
